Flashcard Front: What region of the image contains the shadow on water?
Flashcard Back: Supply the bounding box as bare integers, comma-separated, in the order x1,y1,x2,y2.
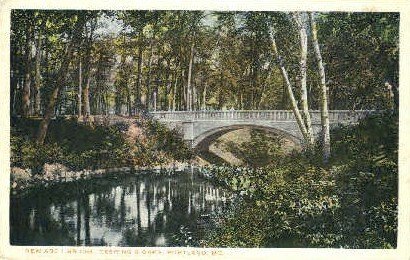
10,171,230,247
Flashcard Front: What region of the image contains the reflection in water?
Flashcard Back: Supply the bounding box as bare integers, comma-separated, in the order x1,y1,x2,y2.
10,172,230,246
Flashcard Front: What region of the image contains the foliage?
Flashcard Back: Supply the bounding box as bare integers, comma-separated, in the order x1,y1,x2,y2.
318,13,399,110
10,116,191,173
11,11,399,117
143,118,192,161
224,129,288,167
200,113,398,248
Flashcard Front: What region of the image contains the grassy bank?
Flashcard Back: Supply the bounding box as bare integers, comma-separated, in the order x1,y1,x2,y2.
199,111,398,248
11,115,192,174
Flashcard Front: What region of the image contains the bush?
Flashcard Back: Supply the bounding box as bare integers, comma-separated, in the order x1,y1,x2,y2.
201,112,398,248
10,116,191,171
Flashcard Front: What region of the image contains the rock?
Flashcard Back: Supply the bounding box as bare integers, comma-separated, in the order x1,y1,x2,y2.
43,163,69,177
11,167,31,181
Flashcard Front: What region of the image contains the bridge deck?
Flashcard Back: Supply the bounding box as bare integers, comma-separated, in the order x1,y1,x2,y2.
149,110,373,123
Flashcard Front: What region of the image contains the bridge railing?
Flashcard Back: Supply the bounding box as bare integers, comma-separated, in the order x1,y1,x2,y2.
150,110,374,123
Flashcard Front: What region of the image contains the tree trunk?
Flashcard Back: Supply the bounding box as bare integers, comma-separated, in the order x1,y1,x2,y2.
145,39,154,110
153,91,157,111
34,27,42,116
187,38,195,111
153,55,161,111
257,84,266,110
391,82,399,112
115,93,122,115
165,60,172,111
295,13,314,145
310,13,331,162
22,23,32,117
240,92,243,110
127,85,132,116
268,26,310,144
11,38,19,116
172,71,178,111
135,44,143,110
77,59,82,117
218,72,224,109
103,92,110,115
10,76,17,116
385,80,399,112
37,16,86,144
82,23,94,118
84,76,91,116
202,83,207,110
181,69,186,110
193,83,197,111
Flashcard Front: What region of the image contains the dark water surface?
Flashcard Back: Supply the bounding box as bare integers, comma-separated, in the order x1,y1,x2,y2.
10,171,230,246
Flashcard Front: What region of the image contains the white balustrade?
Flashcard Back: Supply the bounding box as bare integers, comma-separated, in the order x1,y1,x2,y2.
71,109,375,127
148,110,374,124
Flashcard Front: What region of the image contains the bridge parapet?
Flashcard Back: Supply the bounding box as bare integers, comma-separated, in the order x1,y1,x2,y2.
72,110,374,130
150,110,374,124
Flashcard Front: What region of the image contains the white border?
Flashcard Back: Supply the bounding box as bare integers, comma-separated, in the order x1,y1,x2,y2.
0,1,409,259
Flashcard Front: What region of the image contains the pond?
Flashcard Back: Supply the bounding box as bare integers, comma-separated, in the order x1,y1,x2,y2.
10,170,231,246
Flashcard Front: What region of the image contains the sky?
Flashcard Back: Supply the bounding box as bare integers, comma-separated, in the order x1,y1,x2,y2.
94,11,219,38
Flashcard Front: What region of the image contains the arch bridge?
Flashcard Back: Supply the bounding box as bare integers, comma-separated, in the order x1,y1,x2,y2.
87,110,373,149
146,110,374,149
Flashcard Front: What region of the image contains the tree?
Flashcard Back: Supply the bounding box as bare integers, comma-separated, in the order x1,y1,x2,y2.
34,14,43,116
37,12,87,144
21,11,34,117
310,12,331,162
318,13,399,110
82,16,97,117
294,12,314,145
267,18,310,147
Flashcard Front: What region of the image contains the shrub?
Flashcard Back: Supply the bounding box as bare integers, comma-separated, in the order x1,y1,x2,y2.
201,112,398,248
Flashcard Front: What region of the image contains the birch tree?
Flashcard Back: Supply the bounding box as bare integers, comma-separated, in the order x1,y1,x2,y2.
186,35,195,111
310,12,331,162
267,26,310,145
294,12,314,145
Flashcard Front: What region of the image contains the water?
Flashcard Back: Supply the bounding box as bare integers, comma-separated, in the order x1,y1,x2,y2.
10,171,230,246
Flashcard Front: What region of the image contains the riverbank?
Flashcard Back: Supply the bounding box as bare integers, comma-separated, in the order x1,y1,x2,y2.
10,161,192,197
10,114,193,196
11,115,192,173
198,112,398,248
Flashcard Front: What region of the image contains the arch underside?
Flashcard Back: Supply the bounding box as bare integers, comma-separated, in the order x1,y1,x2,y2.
193,124,303,150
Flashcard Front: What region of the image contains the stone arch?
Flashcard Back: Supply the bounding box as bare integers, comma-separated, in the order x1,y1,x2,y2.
193,124,302,150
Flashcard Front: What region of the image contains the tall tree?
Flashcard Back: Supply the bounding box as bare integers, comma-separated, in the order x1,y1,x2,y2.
310,12,331,162
34,19,43,116
82,17,96,117
294,12,314,145
22,12,33,117
267,25,310,146
37,13,87,144
186,33,195,111
77,59,82,117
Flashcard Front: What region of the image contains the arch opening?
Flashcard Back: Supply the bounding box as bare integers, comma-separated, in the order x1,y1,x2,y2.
193,125,302,167
194,124,302,150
